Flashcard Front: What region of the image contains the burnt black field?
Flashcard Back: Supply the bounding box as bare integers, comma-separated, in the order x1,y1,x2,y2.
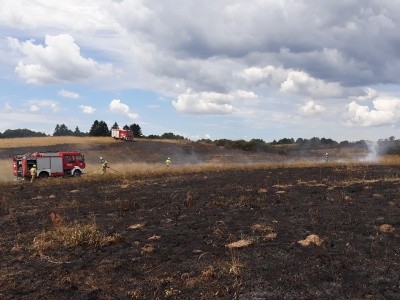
1,163,399,299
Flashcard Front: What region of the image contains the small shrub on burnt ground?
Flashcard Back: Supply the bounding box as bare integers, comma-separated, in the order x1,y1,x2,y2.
33,219,121,253
227,251,245,277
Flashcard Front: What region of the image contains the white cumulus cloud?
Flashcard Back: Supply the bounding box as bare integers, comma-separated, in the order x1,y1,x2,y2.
280,70,342,98
299,100,325,116
58,89,80,99
8,34,113,84
173,90,233,115
242,66,289,87
353,87,378,101
28,100,60,112
172,89,257,115
243,65,342,99
109,99,138,120
80,105,95,114
345,98,400,127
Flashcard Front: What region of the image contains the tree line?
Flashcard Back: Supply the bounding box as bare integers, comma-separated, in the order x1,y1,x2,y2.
201,137,371,153
0,120,143,138
0,120,188,140
0,128,47,139
52,120,144,137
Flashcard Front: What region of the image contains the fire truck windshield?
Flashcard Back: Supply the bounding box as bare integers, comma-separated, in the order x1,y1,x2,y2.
76,155,84,162
64,155,73,162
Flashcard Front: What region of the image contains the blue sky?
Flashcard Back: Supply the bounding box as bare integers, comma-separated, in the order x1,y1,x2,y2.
1,1,400,142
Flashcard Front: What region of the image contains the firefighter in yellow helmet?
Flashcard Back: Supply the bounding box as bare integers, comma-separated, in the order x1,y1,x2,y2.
30,164,37,182
102,160,108,174
165,157,171,167
99,156,108,174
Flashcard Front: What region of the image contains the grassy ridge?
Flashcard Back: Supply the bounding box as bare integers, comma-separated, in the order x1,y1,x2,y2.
0,136,114,148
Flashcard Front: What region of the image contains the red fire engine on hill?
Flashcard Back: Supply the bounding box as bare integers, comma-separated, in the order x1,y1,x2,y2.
111,128,134,141
12,151,85,179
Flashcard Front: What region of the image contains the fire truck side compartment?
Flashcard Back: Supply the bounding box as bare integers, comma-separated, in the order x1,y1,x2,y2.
37,157,63,173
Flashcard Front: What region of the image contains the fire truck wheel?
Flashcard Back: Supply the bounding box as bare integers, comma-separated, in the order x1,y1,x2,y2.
39,172,49,179
73,170,82,177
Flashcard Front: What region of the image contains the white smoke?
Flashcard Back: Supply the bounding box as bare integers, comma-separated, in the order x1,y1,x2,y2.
361,141,380,162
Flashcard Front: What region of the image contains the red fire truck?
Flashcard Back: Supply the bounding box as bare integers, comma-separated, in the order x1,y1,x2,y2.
12,151,85,179
111,128,134,141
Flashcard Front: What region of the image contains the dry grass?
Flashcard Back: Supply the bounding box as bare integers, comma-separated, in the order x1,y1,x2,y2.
0,136,115,149
4,157,400,187
298,234,324,247
0,136,192,149
227,250,244,276
86,160,366,179
379,224,395,233
380,155,400,164
3,135,400,184
32,220,121,252
0,159,13,181
226,239,253,249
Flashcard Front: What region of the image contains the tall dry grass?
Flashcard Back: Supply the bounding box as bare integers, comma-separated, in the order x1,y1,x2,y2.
80,158,400,180
3,155,400,184
0,136,188,149
33,220,121,252
0,136,114,149
2,134,400,183
0,159,14,181
85,161,312,178
380,155,400,164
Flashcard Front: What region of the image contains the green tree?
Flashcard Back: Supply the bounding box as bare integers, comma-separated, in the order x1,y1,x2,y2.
276,138,294,144
320,137,338,146
198,138,212,144
111,122,119,129
129,123,143,137
89,120,110,136
53,124,73,136
147,134,160,139
54,124,60,135
89,120,99,136
160,132,185,140
73,126,84,136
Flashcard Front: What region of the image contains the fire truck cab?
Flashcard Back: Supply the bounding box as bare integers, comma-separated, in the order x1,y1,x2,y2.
12,151,85,179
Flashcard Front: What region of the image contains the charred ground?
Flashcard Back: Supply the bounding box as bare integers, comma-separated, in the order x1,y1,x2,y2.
1,162,399,299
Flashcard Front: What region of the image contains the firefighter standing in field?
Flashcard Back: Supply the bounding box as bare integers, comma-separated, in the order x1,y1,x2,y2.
30,164,37,182
165,157,171,167
99,156,107,174
102,160,108,174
